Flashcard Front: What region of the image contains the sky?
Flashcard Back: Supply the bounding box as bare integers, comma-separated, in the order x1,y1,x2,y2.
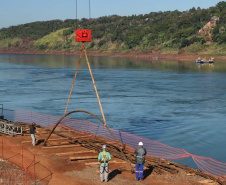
0,0,223,29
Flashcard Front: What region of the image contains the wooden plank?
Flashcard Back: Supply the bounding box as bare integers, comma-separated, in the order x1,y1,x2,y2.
22,134,31,136
48,137,86,141
53,130,73,133
60,141,70,145
72,136,89,139
48,138,69,141
110,161,126,164
72,150,96,154
87,162,114,165
70,156,97,161
43,144,80,149
23,138,63,144
56,150,96,156
86,162,103,165
22,141,31,143
85,160,126,165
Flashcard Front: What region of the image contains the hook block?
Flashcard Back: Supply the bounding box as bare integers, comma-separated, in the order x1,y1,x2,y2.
75,29,92,42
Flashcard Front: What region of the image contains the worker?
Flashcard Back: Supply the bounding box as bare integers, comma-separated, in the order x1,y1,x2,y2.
98,145,111,182
30,122,36,146
134,142,147,181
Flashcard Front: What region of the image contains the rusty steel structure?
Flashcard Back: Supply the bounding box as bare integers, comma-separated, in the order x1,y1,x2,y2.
0,120,23,136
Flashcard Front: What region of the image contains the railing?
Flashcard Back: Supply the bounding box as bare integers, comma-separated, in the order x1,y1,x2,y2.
1,108,226,182
0,136,35,185
0,135,52,185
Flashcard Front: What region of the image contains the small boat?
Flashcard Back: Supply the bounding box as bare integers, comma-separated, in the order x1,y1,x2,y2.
195,57,214,63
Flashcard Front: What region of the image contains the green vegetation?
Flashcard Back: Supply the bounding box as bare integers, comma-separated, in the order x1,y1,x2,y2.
0,1,226,54
0,38,20,48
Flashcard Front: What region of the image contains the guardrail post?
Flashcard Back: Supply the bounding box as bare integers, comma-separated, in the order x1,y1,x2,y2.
209,158,210,174
7,171,10,185
34,154,36,184
4,122,6,134
4,171,5,183
30,111,32,123
160,144,162,158
25,167,27,185
15,169,17,185
95,125,100,139
119,130,123,143
88,120,90,133
22,144,23,168
2,136,3,158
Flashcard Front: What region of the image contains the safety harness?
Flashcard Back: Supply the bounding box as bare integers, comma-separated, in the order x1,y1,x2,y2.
100,151,109,174
101,151,108,164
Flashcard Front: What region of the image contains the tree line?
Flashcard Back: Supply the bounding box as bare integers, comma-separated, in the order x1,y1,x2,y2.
0,1,225,51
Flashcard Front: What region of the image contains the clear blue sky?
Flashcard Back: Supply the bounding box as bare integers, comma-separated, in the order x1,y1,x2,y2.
0,0,223,29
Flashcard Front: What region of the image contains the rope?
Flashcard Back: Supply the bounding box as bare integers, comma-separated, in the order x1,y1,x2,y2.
84,48,107,125
76,0,91,29
64,49,84,115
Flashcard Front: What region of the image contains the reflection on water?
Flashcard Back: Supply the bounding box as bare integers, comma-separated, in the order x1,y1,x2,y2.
1,54,226,73
0,54,226,166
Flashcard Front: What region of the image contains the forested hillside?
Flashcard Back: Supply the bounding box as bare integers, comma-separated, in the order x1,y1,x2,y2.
0,1,226,55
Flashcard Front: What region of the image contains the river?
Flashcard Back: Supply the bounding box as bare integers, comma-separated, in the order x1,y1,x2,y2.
0,54,226,165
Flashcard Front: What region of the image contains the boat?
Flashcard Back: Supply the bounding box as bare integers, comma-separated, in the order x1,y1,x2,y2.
195,57,214,63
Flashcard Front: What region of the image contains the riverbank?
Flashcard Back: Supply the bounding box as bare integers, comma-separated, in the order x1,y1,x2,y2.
1,49,226,62
0,123,223,185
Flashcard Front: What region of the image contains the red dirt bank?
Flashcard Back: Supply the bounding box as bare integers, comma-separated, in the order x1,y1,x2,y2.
1,49,226,62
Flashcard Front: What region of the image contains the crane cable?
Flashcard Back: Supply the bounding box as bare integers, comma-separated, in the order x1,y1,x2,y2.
89,0,91,19
76,0,91,30
76,0,78,30
45,0,132,172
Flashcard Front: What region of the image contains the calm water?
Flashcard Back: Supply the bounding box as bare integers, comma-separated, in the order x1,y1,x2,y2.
0,54,226,164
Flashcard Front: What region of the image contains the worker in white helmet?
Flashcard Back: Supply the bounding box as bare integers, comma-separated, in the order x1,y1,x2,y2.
98,145,111,182
134,142,147,181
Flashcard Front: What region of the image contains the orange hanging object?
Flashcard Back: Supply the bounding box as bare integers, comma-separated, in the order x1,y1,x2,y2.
76,29,91,42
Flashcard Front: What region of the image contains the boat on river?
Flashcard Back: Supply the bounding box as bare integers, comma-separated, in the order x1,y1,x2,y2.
195,57,214,64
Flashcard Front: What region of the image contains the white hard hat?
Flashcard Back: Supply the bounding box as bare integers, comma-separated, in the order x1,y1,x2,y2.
138,142,143,146
102,145,106,149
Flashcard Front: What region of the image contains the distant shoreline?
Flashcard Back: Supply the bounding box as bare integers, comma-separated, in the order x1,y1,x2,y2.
1,49,226,62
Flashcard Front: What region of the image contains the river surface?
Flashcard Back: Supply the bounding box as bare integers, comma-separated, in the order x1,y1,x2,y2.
0,54,226,165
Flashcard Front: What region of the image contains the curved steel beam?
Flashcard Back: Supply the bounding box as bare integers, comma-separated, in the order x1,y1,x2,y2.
43,110,132,171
